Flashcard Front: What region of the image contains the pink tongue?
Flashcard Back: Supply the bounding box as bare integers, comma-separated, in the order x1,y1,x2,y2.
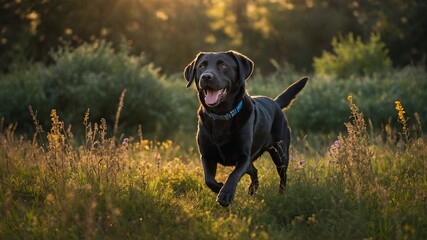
205,89,222,105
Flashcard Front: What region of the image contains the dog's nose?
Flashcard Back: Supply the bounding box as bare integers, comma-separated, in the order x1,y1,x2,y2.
200,72,214,82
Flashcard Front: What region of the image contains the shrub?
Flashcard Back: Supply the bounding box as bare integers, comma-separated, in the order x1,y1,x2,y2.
0,40,425,138
247,65,427,133
0,41,196,138
0,63,47,132
44,41,178,137
313,33,392,78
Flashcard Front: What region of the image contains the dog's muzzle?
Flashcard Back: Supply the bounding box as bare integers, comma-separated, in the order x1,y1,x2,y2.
199,73,228,107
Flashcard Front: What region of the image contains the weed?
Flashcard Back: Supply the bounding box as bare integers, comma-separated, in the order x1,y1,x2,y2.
395,100,409,143
331,96,374,197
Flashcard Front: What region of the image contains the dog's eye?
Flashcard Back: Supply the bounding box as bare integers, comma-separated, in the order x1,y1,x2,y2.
219,63,228,70
198,63,206,70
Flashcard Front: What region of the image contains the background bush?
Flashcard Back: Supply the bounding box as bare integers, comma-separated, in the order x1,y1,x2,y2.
313,33,393,78
0,41,197,139
1,40,426,139
0,63,46,132
247,64,427,133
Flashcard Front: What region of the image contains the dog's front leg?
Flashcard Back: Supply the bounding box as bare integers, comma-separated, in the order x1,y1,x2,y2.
217,155,251,207
202,157,223,193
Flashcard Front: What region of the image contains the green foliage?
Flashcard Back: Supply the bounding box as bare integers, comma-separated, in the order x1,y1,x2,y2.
314,33,392,78
1,43,426,137
0,63,46,131
45,40,176,136
0,102,426,239
240,2,361,73
247,65,427,133
2,0,426,73
0,40,197,138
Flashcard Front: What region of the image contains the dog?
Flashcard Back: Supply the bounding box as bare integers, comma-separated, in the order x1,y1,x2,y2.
183,50,307,207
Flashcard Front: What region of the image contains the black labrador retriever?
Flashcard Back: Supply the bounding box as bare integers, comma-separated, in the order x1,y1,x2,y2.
184,50,307,207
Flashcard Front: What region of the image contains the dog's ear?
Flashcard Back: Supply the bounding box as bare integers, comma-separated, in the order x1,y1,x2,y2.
183,53,204,88
227,50,254,82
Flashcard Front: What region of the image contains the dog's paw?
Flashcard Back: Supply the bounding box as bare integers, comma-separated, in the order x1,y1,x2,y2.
216,185,237,207
216,190,234,207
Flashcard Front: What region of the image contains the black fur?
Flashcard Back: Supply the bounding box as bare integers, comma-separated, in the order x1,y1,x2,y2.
184,50,308,207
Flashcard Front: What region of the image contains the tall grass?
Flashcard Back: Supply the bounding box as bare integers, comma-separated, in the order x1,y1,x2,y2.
1,93,426,239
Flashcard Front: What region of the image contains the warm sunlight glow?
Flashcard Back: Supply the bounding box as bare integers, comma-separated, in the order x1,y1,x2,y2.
247,2,271,37
155,10,169,21
26,11,40,34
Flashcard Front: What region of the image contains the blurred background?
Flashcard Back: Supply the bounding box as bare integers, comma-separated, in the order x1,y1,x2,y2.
1,0,426,141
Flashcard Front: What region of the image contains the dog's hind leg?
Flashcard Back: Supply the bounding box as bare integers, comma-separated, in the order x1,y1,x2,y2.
268,139,289,193
246,163,259,196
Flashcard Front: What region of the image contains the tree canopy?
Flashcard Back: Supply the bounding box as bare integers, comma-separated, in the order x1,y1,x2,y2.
1,0,425,73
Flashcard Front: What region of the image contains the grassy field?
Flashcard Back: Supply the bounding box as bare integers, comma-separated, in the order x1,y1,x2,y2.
0,97,426,239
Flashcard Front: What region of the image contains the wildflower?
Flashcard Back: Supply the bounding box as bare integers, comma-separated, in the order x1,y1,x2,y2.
122,138,129,147
47,109,65,150
334,140,342,148
295,159,305,170
329,139,342,159
395,101,406,122
395,100,409,142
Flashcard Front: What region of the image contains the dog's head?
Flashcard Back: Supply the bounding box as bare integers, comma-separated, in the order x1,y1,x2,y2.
184,51,254,108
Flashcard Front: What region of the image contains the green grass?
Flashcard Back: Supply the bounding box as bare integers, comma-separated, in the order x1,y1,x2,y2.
0,99,426,239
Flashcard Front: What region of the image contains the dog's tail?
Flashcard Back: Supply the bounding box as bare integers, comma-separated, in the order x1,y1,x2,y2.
274,77,308,110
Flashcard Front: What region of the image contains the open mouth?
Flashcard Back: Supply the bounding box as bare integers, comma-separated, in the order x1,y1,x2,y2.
203,88,227,107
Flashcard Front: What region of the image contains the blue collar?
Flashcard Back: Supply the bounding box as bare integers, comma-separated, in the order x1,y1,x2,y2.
205,101,243,120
